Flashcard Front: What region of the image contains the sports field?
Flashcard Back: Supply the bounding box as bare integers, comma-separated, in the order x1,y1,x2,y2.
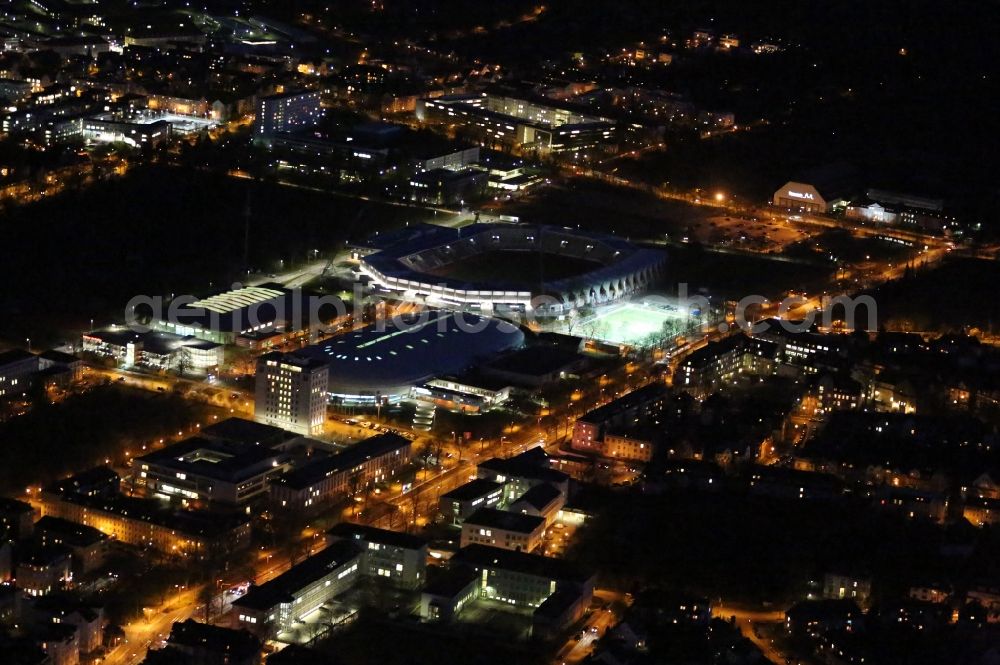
580,302,688,346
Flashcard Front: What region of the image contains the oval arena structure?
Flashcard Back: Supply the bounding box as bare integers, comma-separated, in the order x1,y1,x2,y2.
357,223,666,316
295,310,525,404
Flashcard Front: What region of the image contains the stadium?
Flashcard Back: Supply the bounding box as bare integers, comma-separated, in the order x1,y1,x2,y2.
357,223,666,316
295,310,524,404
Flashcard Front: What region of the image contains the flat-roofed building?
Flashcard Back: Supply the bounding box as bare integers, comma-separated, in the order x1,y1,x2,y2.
0,349,38,399
509,483,565,527
35,516,110,574
416,93,616,155
327,523,428,589
439,479,504,525
81,329,223,372
153,283,318,346
255,352,329,437
460,508,545,552
255,90,323,138
233,540,362,638
133,434,293,507
422,544,594,634
476,447,571,505
39,468,251,558
270,433,412,510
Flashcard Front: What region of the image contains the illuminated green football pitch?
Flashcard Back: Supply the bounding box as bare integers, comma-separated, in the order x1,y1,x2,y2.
580,302,689,346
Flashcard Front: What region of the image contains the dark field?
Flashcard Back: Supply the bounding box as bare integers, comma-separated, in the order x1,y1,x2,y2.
868,257,1000,332
0,165,441,345
502,179,712,241
664,244,832,300
426,249,602,286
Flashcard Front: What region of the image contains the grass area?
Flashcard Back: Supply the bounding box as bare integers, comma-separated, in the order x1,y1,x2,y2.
582,302,687,345
426,250,602,286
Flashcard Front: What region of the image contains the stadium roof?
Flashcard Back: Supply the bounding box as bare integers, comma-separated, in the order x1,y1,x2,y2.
360,223,665,298
295,311,524,398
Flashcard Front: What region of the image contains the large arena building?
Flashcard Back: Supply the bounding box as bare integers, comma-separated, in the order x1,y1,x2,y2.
358,223,666,317
295,310,524,405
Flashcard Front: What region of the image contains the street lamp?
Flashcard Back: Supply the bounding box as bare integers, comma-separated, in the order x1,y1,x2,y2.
25,337,30,353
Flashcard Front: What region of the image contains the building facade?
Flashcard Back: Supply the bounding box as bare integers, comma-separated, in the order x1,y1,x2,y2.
255,352,329,436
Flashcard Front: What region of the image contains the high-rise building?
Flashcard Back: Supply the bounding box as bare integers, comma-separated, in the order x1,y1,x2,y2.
254,90,323,137
254,352,329,436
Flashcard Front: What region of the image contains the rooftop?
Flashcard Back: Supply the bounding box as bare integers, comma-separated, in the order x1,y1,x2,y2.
441,478,504,502
478,448,570,487
0,348,35,366
201,417,300,448
327,522,427,550
422,565,479,599
166,619,261,659
272,433,411,491
233,540,361,611
578,382,669,425
484,345,582,378
512,483,563,512
452,544,591,585
35,515,109,548
136,436,286,484
464,507,545,533
295,311,524,396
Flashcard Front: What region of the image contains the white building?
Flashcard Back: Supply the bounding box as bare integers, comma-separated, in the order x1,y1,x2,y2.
254,352,329,436
772,181,843,214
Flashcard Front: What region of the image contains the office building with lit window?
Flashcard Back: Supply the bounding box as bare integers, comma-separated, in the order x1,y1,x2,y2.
39,468,252,558
328,523,428,590
269,433,412,510
233,540,362,638
0,349,38,399
476,447,571,505
421,544,594,636
254,90,323,137
132,418,300,507
439,479,505,525
460,507,546,552
255,352,329,436
416,93,616,155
